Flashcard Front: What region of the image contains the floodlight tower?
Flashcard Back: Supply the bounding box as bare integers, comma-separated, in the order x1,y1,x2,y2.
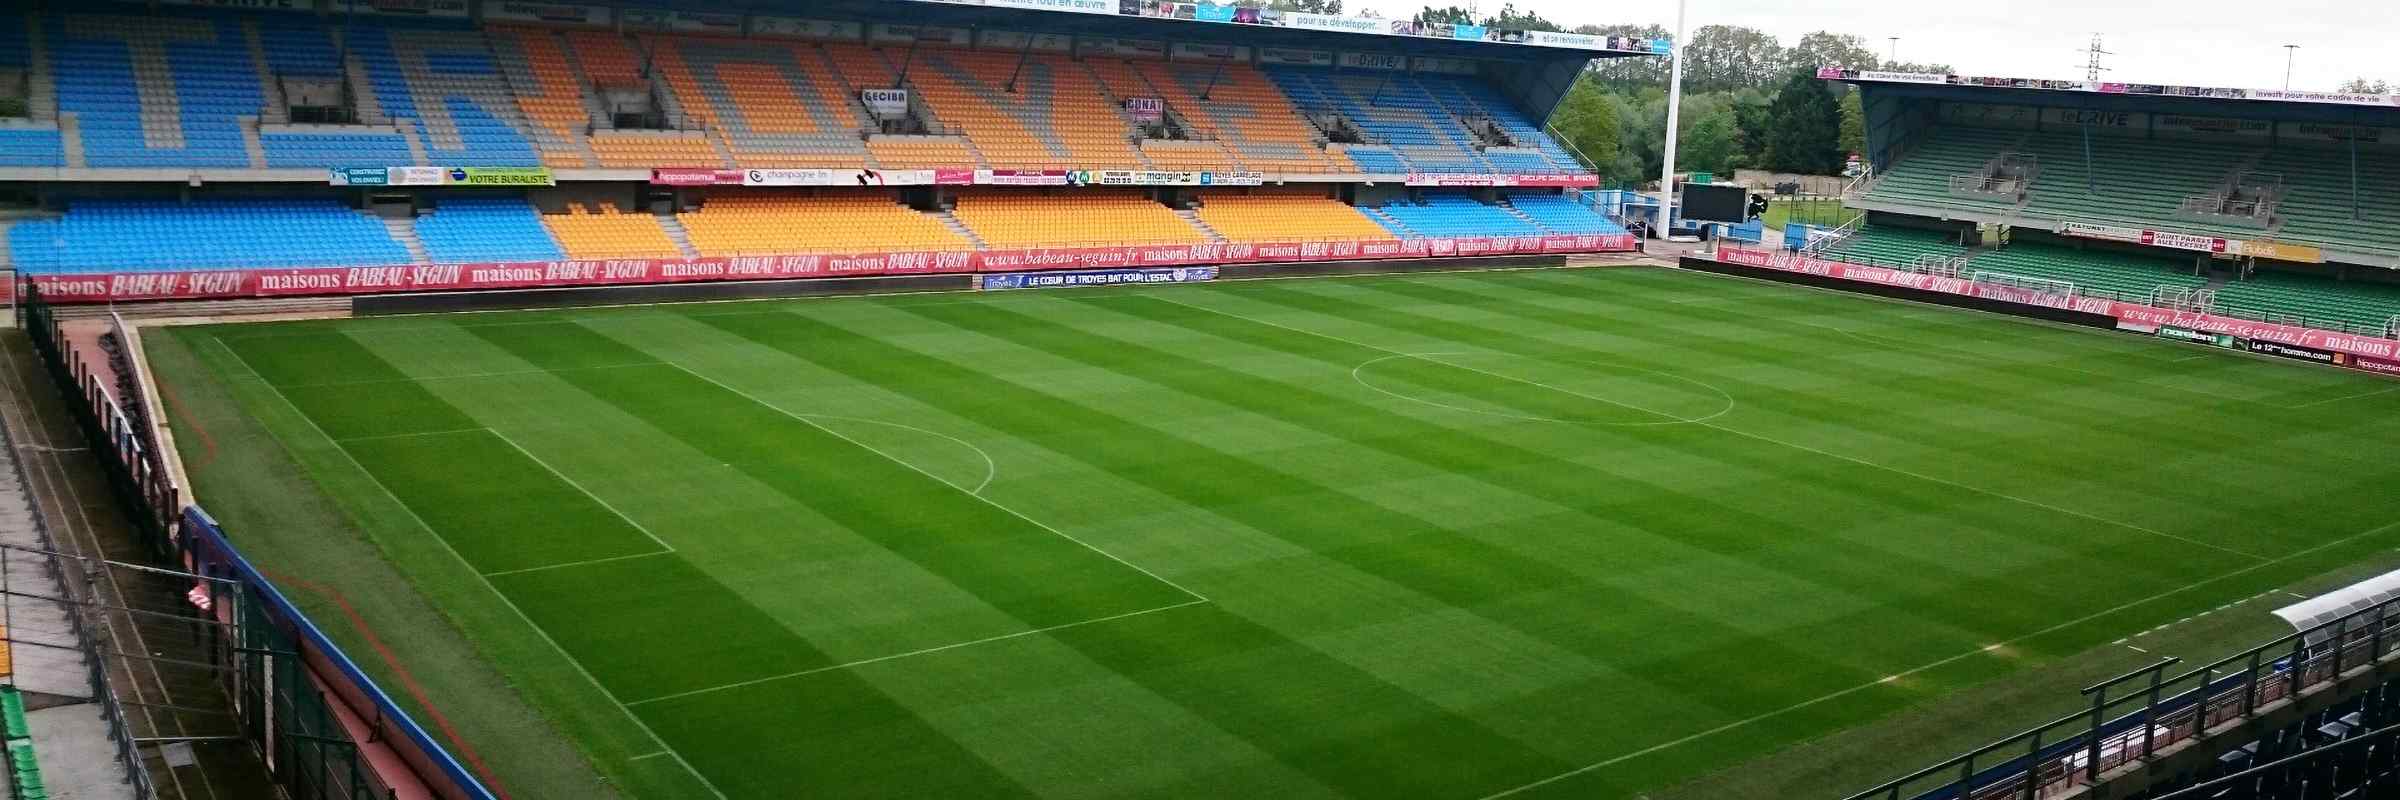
1656,0,1688,223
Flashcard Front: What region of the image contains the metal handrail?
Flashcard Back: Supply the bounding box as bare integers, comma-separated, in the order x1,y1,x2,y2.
1845,596,2400,800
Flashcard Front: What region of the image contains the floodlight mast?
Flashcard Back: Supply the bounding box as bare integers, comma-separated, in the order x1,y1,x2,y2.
1656,0,1688,225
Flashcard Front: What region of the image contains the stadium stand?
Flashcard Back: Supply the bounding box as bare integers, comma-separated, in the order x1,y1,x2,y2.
413,197,565,264
8,198,409,272
644,35,870,168
1419,74,1581,171
678,191,972,256
53,12,258,168
1190,191,1391,242
1093,59,1341,173
488,26,601,168
1816,225,1967,265
905,50,1145,171
544,201,684,260
346,20,540,168
951,191,1206,247
1266,67,1494,174
2216,270,2400,335
2258,147,2400,254
1371,193,1545,238
1965,241,2207,300
2,686,39,800
1504,192,1631,235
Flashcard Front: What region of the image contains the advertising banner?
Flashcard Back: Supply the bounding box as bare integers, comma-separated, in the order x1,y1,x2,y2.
741,168,937,186
650,167,743,186
861,89,911,120
2156,325,2239,348
975,169,1071,186
1715,246,2400,365
2061,221,2231,254
934,169,976,185
335,0,469,17
751,16,863,40
2248,339,2340,365
981,266,1219,291
483,1,612,26
1336,52,1408,71
160,0,310,11
1286,12,1383,34
390,166,445,186
329,167,389,186
1404,174,1600,188
1257,47,1333,67
2344,355,2400,378
448,167,554,186
1125,97,1165,123
34,236,1634,303
2240,239,2324,264
981,0,1116,14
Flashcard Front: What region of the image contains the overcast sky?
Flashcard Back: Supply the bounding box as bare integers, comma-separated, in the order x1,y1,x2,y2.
1343,0,2394,91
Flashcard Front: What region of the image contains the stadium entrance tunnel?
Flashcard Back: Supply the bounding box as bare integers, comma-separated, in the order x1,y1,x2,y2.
1350,352,1734,426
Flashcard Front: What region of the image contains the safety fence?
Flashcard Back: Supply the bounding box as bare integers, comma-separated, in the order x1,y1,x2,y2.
1844,596,2400,800
17,279,498,800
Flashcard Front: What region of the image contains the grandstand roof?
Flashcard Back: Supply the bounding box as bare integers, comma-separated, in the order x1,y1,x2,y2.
1824,67,2400,124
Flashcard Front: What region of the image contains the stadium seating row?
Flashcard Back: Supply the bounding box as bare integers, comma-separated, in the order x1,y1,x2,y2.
5,191,1620,272
0,9,1587,176
1820,226,2400,336
1865,125,2400,257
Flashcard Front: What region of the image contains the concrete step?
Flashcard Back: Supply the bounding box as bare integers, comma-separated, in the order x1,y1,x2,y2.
58,113,83,168
655,214,702,260
932,209,989,250
25,12,52,122
1172,208,1228,244
238,115,266,169
397,121,426,165
382,216,430,265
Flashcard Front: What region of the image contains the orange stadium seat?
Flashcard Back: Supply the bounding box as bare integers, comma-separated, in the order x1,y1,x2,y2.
903,51,1147,172
951,192,1208,248
493,26,595,167
590,131,722,168
1192,192,1392,243
678,191,972,256
545,202,685,260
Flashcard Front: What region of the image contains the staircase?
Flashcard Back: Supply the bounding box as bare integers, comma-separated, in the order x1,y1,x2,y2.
655,214,701,260
242,20,288,124
486,30,598,167
24,13,52,122
1494,198,1551,235
381,216,430,264
1173,208,1228,244
237,115,266,168
933,209,989,250
126,36,186,150
396,121,426,165
1364,206,1413,237
57,113,82,168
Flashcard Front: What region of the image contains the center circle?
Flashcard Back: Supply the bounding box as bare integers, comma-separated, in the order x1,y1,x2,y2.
1350,353,1735,427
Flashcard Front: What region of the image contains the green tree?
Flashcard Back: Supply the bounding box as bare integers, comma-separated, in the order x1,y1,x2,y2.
1763,70,1843,174
1546,76,1621,174
2339,77,2392,93
1580,23,1672,88
1677,104,1741,176
1682,25,1784,92
1838,89,1865,158
1480,2,1560,32
1415,5,1473,24
1783,31,1879,73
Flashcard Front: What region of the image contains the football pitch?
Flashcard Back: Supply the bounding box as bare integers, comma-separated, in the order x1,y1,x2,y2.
146,266,2400,799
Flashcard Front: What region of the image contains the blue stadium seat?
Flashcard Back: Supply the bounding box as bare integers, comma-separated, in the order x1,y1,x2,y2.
53,14,259,168
9,198,410,273
1506,193,1628,235
1375,193,1547,238
414,198,564,264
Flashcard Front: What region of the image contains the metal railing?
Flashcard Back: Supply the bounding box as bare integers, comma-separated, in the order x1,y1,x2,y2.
1800,212,1867,256
1846,596,2400,800
0,421,155,798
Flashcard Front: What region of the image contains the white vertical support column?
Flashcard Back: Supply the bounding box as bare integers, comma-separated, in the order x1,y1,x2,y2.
1655,0,1688,235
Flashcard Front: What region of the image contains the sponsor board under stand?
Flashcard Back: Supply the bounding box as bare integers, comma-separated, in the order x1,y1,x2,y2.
981,266,1219,291
448,167,554,186
2249,339,2339,364
2344,355,2400,377
2156,325,2239,349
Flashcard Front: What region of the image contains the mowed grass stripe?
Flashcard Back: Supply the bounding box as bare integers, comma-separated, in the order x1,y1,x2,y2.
341,430,665,574
461,321,1194,631
689,307,1594,798
1217,277,2302,557
222,332,479,440
1430,273,2400,541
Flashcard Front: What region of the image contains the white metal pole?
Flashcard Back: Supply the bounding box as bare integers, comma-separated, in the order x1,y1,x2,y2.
1656,0,1688,232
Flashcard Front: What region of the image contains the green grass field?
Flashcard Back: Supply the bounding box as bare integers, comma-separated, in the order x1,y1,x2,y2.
145,266,2400,799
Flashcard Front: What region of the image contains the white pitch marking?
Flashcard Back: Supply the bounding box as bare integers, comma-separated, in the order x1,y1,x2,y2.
2290,592,2311,599
797,413,999,496
211,337,733,800
626,598,1210,707
1147,294,2270,564
2126,645,2149,654
1471,517,2400,800
482,550,675,578
629,751,670,761
666,363,1208,603
2294,385,2400,409
489,428,677,554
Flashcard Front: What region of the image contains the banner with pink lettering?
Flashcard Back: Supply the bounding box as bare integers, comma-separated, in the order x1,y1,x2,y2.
30,235,1635,303
1714,246,2400,364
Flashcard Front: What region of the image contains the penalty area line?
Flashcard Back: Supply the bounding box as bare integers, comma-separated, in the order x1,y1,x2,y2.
1472,516,2400,800
624,598,1210,707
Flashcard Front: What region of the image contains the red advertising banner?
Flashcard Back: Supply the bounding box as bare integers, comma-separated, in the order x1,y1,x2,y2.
1715,246,2400,364
1404,173,1602,188
649,167,743,186
32,235,1635,303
